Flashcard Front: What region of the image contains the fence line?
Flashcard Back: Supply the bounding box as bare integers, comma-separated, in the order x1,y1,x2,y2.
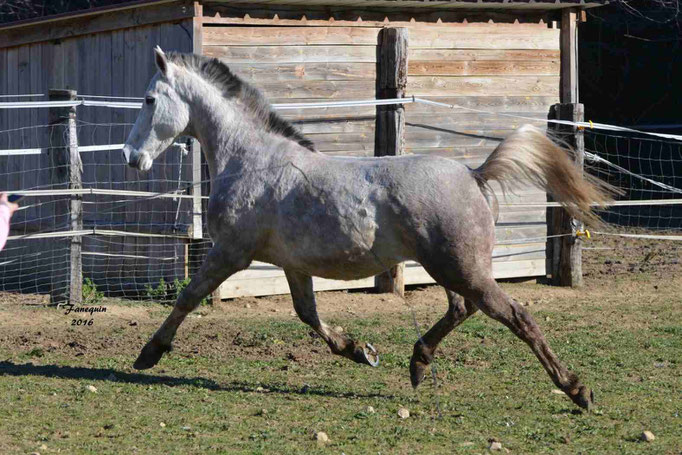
9,228,191,241
11,188,204,200
2,96,682,142
0,141,187,156
593,231,682,241
1,93,680,303
586,150,682,195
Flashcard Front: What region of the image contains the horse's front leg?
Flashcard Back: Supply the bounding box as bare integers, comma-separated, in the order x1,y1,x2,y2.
133,245,250,370
285,269,379,367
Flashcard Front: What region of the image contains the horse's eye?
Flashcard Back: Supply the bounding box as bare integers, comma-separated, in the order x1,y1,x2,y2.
145,96,155,105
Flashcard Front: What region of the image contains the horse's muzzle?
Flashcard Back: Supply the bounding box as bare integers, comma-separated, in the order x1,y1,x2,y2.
123,147,152,171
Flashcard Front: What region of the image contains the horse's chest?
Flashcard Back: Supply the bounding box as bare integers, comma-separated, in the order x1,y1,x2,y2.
206,180,270,235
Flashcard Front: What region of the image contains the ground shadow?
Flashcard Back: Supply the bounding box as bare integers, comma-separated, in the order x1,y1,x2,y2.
0,360,393,399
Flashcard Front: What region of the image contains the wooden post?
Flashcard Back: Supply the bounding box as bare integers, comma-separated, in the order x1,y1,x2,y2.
560,8,579,104
545,8,584,287
190,3,204,244
189,2,221,304
48,89,83,305
374,27,408,297
547,103,585,287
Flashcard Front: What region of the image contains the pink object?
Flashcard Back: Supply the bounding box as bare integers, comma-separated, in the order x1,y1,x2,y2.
0,204,10,252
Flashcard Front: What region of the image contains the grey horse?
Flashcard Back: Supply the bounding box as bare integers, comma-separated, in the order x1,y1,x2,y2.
123,47,612,410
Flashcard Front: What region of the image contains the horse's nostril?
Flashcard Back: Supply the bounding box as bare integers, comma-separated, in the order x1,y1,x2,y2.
127,151,140,168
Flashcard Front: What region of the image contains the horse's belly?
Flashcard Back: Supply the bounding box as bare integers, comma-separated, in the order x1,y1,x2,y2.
304,253,392,280
259,228,405,280
266,251,398,281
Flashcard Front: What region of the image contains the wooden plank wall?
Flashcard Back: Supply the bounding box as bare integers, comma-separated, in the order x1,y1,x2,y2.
203,25,381,156
0,20,195,297
405,22,559,280
201,17,558,298
203,24,383,297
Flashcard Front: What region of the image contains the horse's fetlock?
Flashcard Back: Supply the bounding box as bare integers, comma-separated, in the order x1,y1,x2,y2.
413,341,434,364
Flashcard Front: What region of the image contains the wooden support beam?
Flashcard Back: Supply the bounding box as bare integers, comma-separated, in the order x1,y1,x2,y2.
546,8,583,287
560,8,578,104
374,27,408,297
190,1,220,305
48,89,83,305
547,103,584,288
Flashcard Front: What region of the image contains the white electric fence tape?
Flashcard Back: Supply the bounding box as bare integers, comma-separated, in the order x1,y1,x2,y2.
2,96,682,141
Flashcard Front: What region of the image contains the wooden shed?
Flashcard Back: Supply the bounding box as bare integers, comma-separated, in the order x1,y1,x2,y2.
0,0,606,301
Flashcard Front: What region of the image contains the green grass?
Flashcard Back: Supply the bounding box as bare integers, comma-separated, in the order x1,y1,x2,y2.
0,279,680,454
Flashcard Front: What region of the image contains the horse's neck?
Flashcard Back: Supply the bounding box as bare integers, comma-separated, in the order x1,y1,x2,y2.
183,74,310,181
189,96,305,182
188,93,263,180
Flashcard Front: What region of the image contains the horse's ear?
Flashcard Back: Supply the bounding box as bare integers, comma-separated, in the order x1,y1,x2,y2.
154,46,169,77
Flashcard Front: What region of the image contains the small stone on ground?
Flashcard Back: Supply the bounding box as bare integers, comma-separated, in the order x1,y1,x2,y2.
640,431,655,442
314,431,329,445
397,407,410,419
489,441,503,451
85,385,97,393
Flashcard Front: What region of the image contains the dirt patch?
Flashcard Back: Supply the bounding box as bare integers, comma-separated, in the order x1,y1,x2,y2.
0,230,678,367
583,229,682,279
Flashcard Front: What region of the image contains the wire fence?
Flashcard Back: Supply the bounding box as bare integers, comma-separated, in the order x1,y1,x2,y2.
585,130,682,231
0,118,212,303
0,95,680,306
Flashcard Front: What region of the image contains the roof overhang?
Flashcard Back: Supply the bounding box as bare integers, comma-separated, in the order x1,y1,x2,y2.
0,0,610,33
206,0,608,9
0,0,609,49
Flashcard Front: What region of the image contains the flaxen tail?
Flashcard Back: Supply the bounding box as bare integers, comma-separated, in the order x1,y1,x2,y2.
473,124,618,227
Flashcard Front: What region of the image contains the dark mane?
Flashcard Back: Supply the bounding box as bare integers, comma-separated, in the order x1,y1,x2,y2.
166,52,316,152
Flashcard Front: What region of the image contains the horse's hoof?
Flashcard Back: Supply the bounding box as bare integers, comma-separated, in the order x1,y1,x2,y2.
133,339,171,370
409,343,433,389
568,386,594,411
409,357,427,389
354,343,379,367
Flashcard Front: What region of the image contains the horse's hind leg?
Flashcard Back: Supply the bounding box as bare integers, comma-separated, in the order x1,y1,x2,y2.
466,278,594,410
410,289,477,388
285,269,379,367
133,245,250,370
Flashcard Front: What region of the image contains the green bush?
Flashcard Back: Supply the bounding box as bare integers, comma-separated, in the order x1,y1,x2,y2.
144,277,209,306
82,277,103,305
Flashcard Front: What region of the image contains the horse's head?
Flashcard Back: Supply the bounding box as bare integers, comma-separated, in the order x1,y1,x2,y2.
123,46,191,171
